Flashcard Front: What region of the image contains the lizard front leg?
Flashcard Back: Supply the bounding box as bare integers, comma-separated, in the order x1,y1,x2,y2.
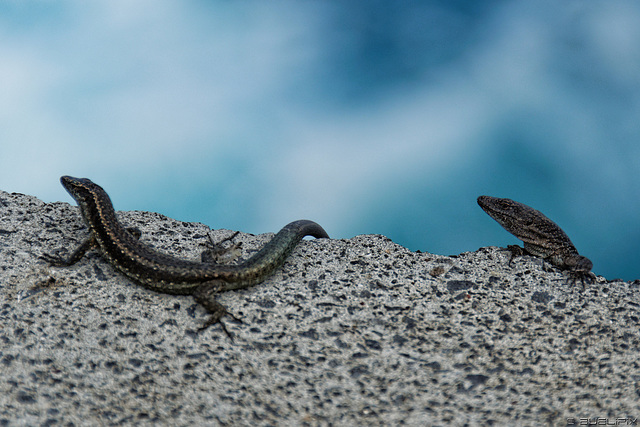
41,227,142,266
40,235,98,266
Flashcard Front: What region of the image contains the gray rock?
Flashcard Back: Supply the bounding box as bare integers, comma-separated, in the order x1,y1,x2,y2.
1,189,638,425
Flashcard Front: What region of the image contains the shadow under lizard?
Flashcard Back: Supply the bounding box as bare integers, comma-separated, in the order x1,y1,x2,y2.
42,176,329,334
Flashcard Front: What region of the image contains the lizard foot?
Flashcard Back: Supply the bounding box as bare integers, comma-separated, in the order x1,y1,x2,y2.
200,231,243,264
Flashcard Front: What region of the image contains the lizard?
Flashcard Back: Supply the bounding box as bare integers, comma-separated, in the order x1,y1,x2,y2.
41,176,329,334
477,195,594,286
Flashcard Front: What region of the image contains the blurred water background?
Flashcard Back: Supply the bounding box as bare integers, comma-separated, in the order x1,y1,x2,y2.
2,1,639,280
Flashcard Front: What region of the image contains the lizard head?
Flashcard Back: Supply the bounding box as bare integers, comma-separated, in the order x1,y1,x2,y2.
476,195,524,227
59,176,113,224
60,176,102,202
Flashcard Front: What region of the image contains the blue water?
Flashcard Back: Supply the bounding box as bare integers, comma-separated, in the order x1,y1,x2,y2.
2,1,640,280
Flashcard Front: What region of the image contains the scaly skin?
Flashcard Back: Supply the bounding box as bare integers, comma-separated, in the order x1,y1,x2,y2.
477,195,593,285
42,176,329,332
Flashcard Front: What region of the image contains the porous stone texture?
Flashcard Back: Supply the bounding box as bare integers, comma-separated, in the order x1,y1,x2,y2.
0,189,638,426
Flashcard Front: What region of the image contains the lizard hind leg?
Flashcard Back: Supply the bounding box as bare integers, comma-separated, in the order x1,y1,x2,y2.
193,281,242,338
568,270,596,290
200,231,242,264
563,255,595,289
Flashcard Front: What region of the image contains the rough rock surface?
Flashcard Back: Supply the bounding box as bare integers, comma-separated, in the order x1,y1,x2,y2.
1,189,638,426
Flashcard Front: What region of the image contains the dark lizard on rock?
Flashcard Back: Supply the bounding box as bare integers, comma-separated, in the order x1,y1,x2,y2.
477,195,594,285
42,176,329,334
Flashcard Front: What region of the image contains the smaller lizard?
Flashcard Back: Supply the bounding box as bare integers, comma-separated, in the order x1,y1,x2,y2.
477,195,594,285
